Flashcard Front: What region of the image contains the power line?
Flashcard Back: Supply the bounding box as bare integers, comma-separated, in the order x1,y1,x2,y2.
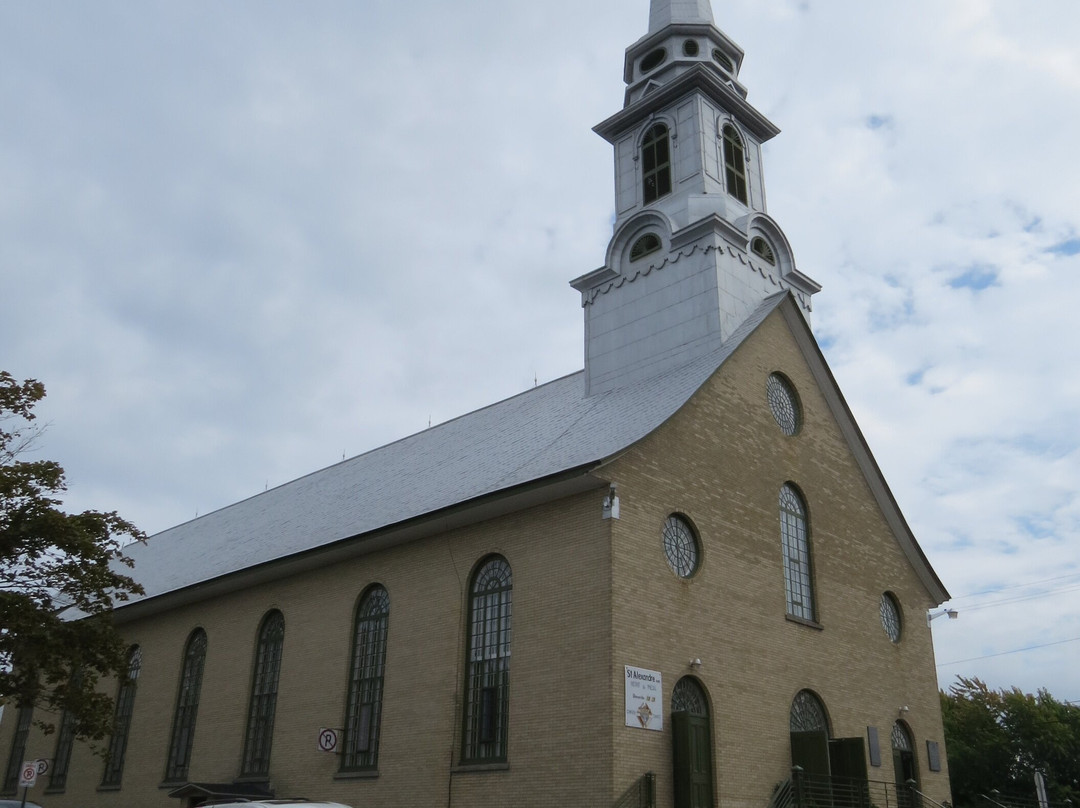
937,635,1080,666
955,583,1080,613
949,572,1080,603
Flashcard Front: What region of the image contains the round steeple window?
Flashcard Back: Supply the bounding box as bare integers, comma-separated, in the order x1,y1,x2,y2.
640,47,667,74
712,49,734,73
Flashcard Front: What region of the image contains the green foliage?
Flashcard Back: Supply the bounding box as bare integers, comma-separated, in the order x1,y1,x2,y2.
942,676,1080,807
0,371,145,743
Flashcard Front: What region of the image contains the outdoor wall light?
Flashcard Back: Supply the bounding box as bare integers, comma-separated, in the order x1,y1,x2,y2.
926,608,958,627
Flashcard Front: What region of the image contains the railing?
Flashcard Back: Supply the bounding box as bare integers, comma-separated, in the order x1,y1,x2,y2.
615,771,656,808
769,778,797,808
979,790,1075,808
787,769,923,808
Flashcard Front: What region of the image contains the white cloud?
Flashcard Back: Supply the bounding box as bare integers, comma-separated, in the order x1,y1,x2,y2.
1,0,1078,702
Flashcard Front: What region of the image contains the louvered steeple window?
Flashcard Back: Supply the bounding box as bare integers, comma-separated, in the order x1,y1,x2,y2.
642,124,672,204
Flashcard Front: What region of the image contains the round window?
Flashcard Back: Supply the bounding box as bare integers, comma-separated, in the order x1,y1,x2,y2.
682,40,700,57
640,47,667,74
880,592,903,643
662,515,699,578
766,373,802,436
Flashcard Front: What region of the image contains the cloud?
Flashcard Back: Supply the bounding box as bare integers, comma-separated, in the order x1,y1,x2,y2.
2,0,1079,703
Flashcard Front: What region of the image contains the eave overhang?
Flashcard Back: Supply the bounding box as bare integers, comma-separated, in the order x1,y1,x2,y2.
622,22,745,85
111,464,609,625
595,63,779,144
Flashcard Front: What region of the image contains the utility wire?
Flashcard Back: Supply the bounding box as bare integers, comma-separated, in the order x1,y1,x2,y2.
937,635,1080,666
948,572,1080,603
953,583,1080,613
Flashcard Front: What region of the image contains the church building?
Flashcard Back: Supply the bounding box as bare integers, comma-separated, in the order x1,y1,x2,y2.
2,2,953,807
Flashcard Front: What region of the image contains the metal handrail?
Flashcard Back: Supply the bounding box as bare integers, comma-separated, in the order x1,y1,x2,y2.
614,771,656,808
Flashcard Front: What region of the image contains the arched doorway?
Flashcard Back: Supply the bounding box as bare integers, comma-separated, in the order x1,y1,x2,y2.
788,690,867,802
789,690,830,778
892,721,918,807
671,677,714,808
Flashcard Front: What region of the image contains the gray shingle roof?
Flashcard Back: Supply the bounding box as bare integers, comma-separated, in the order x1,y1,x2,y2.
120,296,786,607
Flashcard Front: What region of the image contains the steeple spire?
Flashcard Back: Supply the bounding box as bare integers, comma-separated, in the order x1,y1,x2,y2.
571,0,820,396
649,0,714,32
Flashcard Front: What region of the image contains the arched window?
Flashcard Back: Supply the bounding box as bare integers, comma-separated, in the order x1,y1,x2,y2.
789,690,829,733
241,610,285,777
751,236,776,265
722,124,748,204
780,485,816,621
642,124,672,204
342,585,390,772
461,556,512,763
50,674,81,791
102,646,142,787
672,677,708,717
630,233,662,262
165,629,208,783
2,705,33,793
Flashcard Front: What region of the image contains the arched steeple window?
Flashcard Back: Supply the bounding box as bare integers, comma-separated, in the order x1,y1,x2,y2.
722,123,748,204
642,124,672,204
630,233,662,262
461,555,512,763
751,236,776,265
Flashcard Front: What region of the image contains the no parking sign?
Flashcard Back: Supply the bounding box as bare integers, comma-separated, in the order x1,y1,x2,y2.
18,760,36,788
317,727,339,753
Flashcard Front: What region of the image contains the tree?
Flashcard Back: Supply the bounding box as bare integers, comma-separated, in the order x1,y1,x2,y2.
0,371,145,742
942,676,1080,807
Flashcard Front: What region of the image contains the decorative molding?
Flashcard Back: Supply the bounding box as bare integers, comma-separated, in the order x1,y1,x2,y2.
578,239,812,314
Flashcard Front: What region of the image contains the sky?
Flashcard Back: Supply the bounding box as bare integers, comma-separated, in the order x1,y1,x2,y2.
1,0,1078,706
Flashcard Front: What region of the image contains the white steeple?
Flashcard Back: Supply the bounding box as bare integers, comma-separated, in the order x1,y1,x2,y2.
648,0,714,32
571,0,820,396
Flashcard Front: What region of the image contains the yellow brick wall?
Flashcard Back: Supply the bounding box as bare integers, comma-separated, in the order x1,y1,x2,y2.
2,491,614,808
604,308,950,808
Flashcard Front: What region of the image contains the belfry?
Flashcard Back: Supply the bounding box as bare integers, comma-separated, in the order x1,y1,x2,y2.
573,0,820,395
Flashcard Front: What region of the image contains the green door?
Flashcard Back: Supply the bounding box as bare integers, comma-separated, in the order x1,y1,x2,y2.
673,711,714,808
830,737,869,807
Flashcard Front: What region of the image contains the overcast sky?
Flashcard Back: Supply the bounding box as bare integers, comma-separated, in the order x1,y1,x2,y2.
2,0,1078,705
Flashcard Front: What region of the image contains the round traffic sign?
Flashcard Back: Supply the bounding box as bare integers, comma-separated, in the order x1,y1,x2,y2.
317,728,338,753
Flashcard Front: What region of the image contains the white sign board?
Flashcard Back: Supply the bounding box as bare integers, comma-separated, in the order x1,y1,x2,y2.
18,760,37,788
317,727,339,753
624,665,663,731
